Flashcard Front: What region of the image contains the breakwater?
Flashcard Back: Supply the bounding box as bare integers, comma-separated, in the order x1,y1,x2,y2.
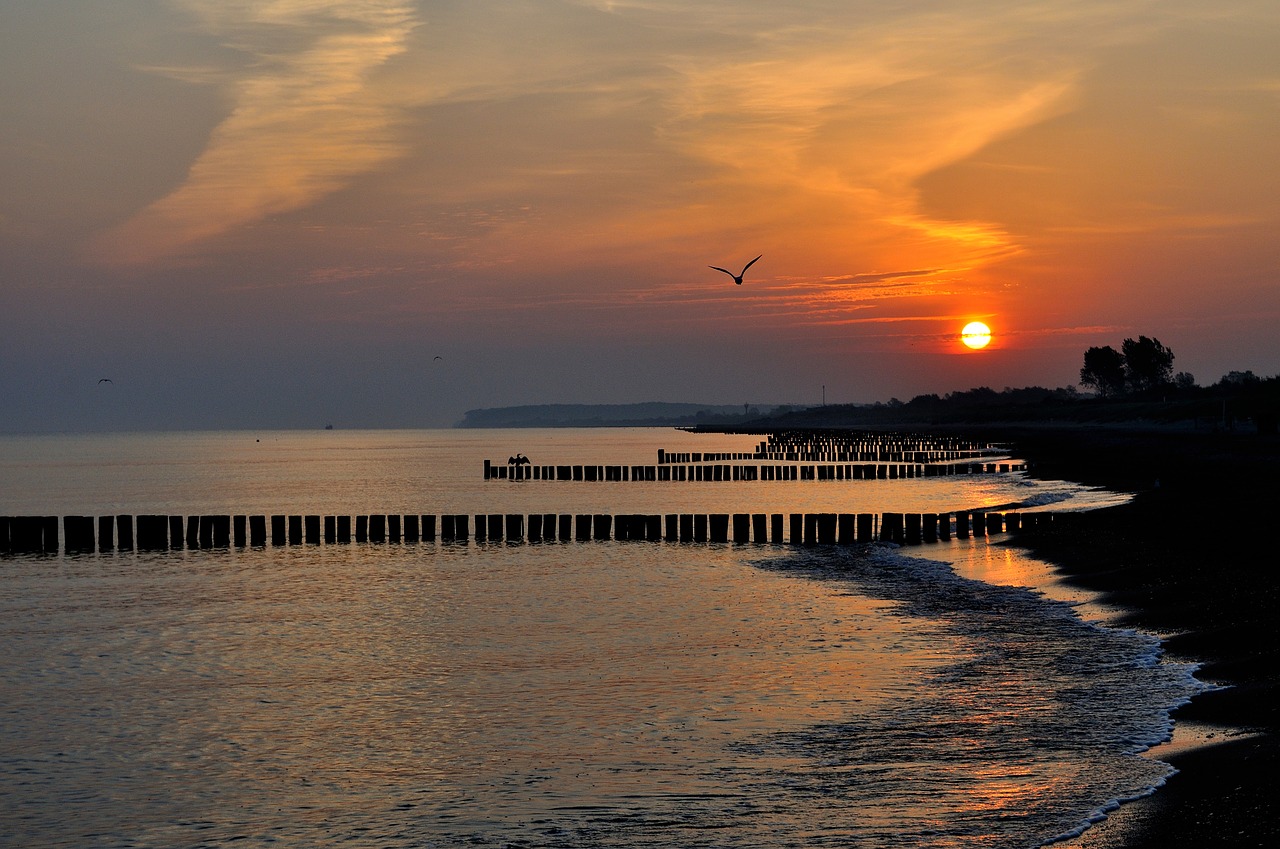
485,431,1021,480
486,460,1024,480
2,510,1055,554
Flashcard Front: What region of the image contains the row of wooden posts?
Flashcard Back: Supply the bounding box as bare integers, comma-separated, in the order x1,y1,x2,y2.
680,430,1003,463
659,450,996,463
1,511,1055,555
486,461,1025,481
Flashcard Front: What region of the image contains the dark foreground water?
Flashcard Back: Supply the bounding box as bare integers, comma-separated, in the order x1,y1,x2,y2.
0,429,1199,848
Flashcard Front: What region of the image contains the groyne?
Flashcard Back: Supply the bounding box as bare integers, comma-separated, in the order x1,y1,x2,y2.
485,431,1021,480
485,460,1024,480
2,510,1055,555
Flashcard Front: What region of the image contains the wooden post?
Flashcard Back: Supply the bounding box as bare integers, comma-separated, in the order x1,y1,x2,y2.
422,515,436,540
645,515,662,541
752,513,767,544
988,513,1004,534
38,517,56,553
905,513,922,545
65,515,96,553
803,513,817,546
454,515,470,540
955,511,970,539
271,515,286,546
881,513,904,543
575,514,591,541
857,513,873,542
370,515,387,543
679,514,694,542
442,514,456,541
592,514,611,541
132,515,163,550
9,517,42,552
789,513,803,545
404,514,420,542
209,516,229,547
709,514,729,543
337,515,352,543
168,515,184,549
389,515,402,543
528,513,543,541
972,512,987,536
938,511,951,540
506,514,523,542
116,515,134,551
665,514,679,541
838,513,856,544
694,514,708,543
733,514,750,543
922,513,938,543
356,515,369,543
817,514,837,545
288,515,303,546
1006,513,1021,532
305,515,321,545
249,515,266,546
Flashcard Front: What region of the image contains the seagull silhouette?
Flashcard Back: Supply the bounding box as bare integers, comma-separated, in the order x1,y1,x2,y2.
98,378,113,384
709,255,761,285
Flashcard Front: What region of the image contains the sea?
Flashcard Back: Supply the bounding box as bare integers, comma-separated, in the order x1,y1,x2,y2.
0,428,1202,849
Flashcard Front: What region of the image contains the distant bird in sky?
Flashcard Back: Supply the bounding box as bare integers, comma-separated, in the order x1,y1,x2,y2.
709,255,761,285
434,356,442,361
98,378,113,384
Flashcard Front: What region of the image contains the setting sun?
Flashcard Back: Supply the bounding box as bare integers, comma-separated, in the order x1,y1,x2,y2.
961,322,992,350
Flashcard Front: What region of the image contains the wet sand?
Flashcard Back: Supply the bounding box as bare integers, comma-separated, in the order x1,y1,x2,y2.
988,425,1280,848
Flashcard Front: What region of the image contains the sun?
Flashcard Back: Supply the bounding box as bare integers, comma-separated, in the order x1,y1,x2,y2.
961,321,992,350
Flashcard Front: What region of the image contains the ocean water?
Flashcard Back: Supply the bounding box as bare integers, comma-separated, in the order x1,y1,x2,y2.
0,429,1199,848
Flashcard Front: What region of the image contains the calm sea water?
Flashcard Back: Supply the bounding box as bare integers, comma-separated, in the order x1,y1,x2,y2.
0,429,1199,848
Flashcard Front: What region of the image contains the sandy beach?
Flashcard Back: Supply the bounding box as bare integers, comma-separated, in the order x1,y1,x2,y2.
990,425,1280,847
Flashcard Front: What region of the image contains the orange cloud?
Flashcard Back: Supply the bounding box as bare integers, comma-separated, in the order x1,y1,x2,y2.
87,1,417,266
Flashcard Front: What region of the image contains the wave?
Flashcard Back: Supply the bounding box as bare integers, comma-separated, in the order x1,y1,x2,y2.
742,543,1203,848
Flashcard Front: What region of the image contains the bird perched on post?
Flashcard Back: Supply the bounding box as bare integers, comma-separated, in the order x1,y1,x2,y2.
709,255,761,285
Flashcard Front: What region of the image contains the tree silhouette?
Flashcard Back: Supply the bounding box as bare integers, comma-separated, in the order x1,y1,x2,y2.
1080,346,1126,397
1122,336,1175,392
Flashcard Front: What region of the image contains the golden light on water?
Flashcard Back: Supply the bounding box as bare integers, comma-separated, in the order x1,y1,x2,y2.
961,321,992,350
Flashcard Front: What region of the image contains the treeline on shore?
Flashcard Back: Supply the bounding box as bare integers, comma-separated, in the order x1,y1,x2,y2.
726,375,1280,433
458,381,1280,432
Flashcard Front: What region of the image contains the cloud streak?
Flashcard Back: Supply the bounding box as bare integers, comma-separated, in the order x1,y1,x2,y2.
88,0,417,266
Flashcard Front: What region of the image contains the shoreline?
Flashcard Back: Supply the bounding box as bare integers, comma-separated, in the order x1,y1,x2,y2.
985,425,1280,847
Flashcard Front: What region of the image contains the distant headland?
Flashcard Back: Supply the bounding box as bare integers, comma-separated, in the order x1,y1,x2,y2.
456,402,792,429
458,377,1279,434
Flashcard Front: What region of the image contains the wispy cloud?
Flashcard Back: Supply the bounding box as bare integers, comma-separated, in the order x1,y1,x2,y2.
88,0,417,266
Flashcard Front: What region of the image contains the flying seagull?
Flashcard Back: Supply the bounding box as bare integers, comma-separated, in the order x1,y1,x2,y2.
709,255,761,285
98,378,113,384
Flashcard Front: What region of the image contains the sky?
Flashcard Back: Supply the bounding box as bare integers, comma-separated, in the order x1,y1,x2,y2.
3,0,1279,430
